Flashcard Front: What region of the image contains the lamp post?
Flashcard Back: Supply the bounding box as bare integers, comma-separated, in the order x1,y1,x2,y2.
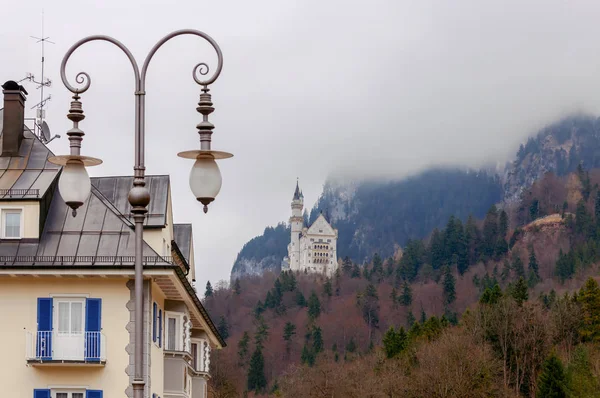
48,30,231,398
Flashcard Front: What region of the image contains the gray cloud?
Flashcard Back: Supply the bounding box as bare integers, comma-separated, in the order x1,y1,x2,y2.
3,0,600,287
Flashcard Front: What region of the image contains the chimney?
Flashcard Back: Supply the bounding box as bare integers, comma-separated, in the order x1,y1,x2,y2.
1,80,28,156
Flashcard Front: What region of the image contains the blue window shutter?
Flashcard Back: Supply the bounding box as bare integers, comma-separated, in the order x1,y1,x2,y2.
153,302,157,343
158,309,162,348
85,298,102,361
36,298,52,360
86,390,103,398
33,389,50,398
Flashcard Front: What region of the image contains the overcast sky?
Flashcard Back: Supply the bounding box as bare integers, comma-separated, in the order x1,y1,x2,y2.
3,0,600,288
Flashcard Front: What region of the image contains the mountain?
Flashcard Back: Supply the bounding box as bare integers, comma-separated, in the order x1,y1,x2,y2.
231,114,600,280
503,114,600,203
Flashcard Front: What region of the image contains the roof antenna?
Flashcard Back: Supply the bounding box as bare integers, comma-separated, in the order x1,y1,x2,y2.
21,10,60,145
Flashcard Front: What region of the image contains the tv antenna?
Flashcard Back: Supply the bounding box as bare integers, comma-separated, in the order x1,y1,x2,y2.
21,11,60,144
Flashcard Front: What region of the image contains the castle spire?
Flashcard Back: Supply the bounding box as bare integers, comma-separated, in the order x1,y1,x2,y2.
293,178,301,200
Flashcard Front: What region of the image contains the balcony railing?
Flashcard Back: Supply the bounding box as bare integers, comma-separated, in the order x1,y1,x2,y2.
25,331,106,363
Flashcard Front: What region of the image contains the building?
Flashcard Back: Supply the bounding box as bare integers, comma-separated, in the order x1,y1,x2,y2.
282,181,338,276
0,80,225,398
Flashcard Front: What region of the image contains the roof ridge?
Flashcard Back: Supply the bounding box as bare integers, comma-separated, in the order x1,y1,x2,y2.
90,185,134,228
88,185,166,259
90,174,171,179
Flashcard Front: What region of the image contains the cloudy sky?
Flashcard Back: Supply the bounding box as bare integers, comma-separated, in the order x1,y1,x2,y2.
3,0,600,288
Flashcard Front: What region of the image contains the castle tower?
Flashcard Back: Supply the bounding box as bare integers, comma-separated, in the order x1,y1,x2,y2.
289,180,304,271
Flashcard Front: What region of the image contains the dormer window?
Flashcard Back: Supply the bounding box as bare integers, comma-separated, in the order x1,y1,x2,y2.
2,208,22,239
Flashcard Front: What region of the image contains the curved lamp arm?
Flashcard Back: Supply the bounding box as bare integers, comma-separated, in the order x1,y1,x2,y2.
60,35,141,94
141,29,223,89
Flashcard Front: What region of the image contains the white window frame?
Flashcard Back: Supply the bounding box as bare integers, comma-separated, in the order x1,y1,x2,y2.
1,207,23,239
53,297,86,334
52,389,86,398
165,311,184,351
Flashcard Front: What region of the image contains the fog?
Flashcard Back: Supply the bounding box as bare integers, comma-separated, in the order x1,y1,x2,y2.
3,0,600,287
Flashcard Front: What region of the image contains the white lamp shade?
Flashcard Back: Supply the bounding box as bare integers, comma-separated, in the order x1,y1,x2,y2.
189,157,222,201
59,160,91,209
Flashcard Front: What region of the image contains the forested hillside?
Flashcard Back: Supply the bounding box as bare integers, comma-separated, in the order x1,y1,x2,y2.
232,114,600,280
207,167,600,397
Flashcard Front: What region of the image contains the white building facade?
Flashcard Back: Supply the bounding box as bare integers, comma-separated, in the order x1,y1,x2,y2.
283,182,338,276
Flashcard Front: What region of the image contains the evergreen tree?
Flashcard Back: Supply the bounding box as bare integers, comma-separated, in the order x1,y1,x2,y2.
562,201,568,218
283,322,296,355
345,337,357,353
465,215,481,265
482,205,499,258
397,239,426,281
385,257,395,278
400,280,412,306
301,343,315,366
247,348,267,391
389,287,398,306
536,354,568,398
528,247,541,287
595,192,600,226
578,277,600,342
233,278,242,295
307,291,321,321
555,249,576,282
494,236,509,260
273,279,283,302
576,199,592,237
253,300,265,318
312,326,323,353
429,228,445,270
361,284,380,329
578,164,592,201
254,316,269,349
420,307,427,324
512,277,529,306
499,210,509,238
342,256,353,275
442,266,456,306
512,253,526,278
529,199,540,221
382,326,408,358
217,315,230,341
237,331,250,366
351,263,361,278
204,281,213,298
406,311,416,327
295,291,307,307
372,253,383,280
265,291,275,309
480,283,503,305
323,278,333,297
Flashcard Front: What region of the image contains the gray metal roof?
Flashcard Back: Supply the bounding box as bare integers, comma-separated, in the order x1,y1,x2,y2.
173,224,192,264
91,175,169,228
0,184,169,266
0,109,60,199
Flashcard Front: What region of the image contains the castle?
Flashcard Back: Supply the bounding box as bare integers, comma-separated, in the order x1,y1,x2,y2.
282,181,338,276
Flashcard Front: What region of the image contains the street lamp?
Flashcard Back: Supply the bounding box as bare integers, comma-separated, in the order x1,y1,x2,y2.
48,30,231,398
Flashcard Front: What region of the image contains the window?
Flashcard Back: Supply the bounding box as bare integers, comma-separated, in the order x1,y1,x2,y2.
56,300,84,335
165,312,183,351
327,239,331,242
54,391,85,398
2,208,22,239
191,342,199,370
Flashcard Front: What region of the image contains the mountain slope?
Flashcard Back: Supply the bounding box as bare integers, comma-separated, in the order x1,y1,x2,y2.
231,114,600,280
